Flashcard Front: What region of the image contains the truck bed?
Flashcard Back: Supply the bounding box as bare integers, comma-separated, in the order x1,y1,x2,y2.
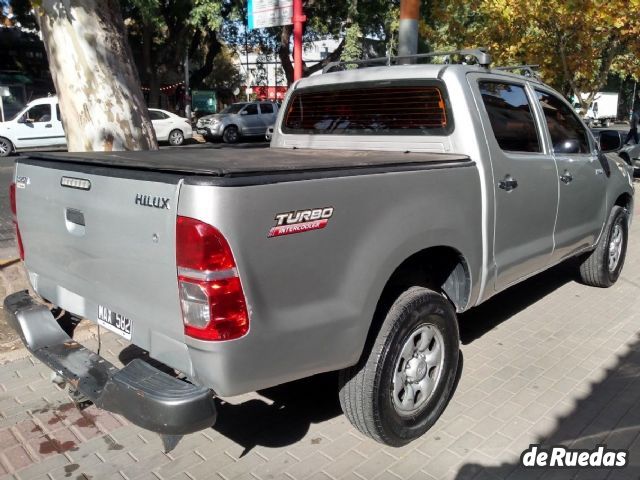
25,147,471,183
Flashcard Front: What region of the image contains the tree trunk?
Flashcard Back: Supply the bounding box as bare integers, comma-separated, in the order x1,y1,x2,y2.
278,25,295,85
37,0,157,151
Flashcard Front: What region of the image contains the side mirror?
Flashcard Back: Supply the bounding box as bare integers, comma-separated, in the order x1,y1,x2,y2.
554,139,581,154
598,130,622,153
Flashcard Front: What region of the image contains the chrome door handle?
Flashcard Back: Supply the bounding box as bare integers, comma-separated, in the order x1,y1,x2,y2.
45,124,52,128
560,171,573,184
498,175,518,192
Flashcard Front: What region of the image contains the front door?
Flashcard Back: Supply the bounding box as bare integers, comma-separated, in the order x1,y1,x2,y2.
471,78,560,291
14,103,64,148
534,89,607,261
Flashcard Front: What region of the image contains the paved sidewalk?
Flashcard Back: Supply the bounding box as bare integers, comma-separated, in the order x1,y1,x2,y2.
0,204,639,480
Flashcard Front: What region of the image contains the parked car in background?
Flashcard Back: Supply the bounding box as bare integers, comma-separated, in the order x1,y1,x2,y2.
0,99,190,157
196,101,279,143
148,108,192,146
619,142,640,175
0,96,65,157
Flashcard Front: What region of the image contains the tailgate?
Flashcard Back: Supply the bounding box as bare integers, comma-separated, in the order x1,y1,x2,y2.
14,161,186,359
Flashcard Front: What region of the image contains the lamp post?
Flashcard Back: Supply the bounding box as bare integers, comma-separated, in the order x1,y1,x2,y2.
0,87,10,123
398,0,421,64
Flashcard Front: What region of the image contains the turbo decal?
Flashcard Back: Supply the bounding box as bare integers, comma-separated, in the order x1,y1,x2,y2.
268,207,334,237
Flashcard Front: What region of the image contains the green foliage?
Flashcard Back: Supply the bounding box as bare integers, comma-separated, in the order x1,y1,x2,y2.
425,0,640,106
341,23,363,63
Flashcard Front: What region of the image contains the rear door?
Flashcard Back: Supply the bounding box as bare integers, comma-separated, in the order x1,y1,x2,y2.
15,161,186,361
470,76,559,290
149,109,170,141
259,103,277,131
240,103,262,135
533,88,607,261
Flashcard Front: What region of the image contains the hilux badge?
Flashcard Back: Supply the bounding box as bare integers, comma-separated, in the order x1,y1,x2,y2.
135,194,170,210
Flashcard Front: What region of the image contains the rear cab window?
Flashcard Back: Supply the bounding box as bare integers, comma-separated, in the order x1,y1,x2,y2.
282,81,453,135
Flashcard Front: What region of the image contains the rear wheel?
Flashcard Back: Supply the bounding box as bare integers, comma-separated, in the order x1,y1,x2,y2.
0,137,13,157
338,287,459,446
223,125,240,144
168,129,184,146
579,206,628,287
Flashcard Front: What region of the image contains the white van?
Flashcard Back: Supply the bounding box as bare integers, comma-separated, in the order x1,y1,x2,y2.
0,96,65,157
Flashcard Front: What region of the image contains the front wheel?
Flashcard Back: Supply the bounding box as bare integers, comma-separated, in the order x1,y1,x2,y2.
222,125,240,144
338,287,459,446
579,206,628,287
0,137,14,157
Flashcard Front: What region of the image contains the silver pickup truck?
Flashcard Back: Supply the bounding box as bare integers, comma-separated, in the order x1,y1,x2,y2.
4,50,634,447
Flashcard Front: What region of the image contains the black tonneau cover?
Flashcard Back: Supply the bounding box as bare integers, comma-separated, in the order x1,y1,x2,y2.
26,147,470,177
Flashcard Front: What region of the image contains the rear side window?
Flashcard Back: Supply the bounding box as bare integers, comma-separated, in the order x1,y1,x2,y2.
282,82,451,135
260,103,274,114
479,81,541,153
535,90,590,154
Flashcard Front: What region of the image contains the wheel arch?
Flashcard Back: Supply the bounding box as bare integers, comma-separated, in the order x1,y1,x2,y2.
360,246,470,361
614,192,633,212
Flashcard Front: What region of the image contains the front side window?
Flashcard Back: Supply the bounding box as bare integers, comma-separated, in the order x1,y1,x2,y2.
283,82,451,135
479,81,541,153
536,90,590,154
23,104,52,123
243,104,258,115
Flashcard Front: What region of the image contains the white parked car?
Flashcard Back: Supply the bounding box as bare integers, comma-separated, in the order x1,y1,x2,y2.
0,99,192,157
147,108,193,146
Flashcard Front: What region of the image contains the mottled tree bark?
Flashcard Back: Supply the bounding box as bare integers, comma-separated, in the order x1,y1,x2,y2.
38,0,157,151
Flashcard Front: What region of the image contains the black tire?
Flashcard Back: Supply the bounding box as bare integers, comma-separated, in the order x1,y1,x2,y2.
579,206,628,287
0,137,13,157
338,286,459,446
222,125,240,144
168,129,184,146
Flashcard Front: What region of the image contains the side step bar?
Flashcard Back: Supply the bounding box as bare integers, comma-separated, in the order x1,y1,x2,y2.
3,290,217,436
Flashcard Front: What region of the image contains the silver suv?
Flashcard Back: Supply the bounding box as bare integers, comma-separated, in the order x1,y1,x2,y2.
196,101,279,143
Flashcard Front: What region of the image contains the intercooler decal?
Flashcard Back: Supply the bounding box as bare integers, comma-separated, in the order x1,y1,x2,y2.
268,207,334,237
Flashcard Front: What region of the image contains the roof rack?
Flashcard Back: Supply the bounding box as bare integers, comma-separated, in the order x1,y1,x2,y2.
493,65,541,80
322,48,492,74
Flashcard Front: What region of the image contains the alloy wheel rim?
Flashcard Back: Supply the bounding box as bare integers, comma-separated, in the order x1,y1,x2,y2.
608,223,623,272
0,140,8,155
392,323,445,416
170,131,183,145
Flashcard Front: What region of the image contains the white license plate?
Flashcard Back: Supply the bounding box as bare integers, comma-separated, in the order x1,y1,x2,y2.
97,305,132,340
197,129,208,134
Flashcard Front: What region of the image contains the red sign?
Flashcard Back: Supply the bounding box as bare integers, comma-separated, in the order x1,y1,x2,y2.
251,86,288,100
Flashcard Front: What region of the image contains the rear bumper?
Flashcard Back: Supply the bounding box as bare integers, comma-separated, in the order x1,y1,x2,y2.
3,290,217,436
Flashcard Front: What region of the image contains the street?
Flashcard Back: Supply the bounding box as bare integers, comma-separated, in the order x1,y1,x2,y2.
0,154,638,478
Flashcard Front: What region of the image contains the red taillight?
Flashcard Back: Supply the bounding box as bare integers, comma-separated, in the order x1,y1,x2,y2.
9,183,24,261
176,216,249,341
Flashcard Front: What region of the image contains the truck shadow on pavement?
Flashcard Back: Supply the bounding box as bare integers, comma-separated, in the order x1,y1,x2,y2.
212,372,343,457
458,259,580,344
455,331,640,479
